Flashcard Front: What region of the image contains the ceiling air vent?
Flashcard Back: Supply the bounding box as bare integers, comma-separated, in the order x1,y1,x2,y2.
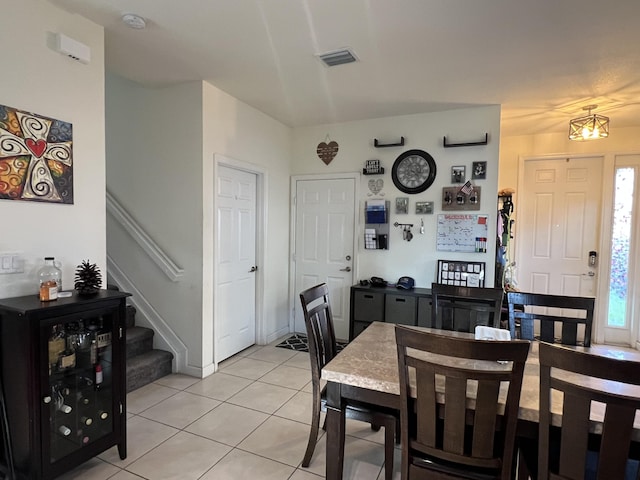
317,48,358,67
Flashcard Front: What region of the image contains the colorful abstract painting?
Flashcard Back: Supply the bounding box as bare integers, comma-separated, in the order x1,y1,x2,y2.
0,104,73,204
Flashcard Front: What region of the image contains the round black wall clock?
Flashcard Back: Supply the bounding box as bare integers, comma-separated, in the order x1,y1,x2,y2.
391,149,437,194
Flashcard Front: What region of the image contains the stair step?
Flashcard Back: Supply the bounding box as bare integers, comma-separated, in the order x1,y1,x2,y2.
126,349,173,393
125,305,136,329
126,326,153,358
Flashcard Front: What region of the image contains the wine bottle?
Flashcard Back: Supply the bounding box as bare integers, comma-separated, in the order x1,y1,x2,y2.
95,363,103,390
97,410,109,420
48,325,65,371
57,403,72,414
76,392,90,406
80,416,93,426
58,425,71,436
90,339,97,365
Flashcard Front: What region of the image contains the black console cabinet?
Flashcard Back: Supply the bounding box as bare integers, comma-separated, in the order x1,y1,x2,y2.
349,285,433,340
0,290,130,479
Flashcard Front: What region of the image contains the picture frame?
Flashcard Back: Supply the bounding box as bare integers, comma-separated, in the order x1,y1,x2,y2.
451,165,465,183
395,197,408,214
415,201,434,214
472,161,487,180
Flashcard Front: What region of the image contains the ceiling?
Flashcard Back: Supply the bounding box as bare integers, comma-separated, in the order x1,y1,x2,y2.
49,0,640,136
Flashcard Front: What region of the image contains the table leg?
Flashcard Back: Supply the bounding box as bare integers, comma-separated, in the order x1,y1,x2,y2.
325,381,346,480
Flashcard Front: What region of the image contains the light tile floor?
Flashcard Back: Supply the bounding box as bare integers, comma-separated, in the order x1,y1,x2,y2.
57,336,401,480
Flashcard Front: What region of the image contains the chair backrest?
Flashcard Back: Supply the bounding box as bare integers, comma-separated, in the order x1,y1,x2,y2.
299,283,337,385
395,325,529,480
538,342,640,479
431,283,504,332
506,292,595,346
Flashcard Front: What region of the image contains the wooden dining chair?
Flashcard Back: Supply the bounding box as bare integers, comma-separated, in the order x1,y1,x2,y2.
532,342,640,479
430,283,504,332
395,325,530,480
506,291,595,346
299,283,397,479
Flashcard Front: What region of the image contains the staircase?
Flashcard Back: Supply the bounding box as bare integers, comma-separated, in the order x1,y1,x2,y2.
124,304,174,392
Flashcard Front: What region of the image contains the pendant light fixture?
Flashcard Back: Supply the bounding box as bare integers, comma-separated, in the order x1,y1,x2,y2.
569,105,609,140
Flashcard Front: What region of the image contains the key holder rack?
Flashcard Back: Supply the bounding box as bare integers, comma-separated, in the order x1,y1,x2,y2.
394,222,414,242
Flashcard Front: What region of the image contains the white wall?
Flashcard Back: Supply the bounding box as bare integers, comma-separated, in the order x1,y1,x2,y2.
106,76,292,376
105,74,204,373
0,1,105,299
499,126,640,191
201,82,293,363
292,106,501,289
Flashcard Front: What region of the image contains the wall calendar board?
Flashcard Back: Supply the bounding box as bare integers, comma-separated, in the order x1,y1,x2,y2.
436,214,489,252
437,260,486,287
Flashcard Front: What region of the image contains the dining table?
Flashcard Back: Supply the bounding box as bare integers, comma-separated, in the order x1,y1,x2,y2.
321,321,640,480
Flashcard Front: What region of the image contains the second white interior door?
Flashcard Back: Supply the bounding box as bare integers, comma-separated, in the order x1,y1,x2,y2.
293,177,356,341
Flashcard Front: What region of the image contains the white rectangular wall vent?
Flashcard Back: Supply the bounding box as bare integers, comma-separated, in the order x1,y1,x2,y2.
317,48,357,67
53,33,91,64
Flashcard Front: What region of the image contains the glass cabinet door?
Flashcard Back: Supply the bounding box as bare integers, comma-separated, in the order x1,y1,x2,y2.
43,308,116,464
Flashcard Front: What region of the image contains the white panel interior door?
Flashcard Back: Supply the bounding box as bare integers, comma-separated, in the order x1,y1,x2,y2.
294,178,356,340
216,166,257,362
517,156,603,298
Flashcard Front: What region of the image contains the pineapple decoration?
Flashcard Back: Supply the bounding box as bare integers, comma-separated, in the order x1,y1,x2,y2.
74,260,102,295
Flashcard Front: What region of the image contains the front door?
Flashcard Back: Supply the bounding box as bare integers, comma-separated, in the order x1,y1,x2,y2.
517,156,603,298
293,176,357,341
215,165,257,362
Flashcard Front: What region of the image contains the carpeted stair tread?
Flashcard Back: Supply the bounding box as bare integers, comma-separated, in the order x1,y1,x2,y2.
126,326,154,358
126,349,173,393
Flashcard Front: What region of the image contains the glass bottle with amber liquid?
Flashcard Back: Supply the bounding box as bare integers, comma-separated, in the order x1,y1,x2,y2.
38,257,62,301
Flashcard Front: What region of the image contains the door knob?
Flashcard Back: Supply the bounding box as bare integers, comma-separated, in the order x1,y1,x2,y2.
340,266,351,272
249,266,258,273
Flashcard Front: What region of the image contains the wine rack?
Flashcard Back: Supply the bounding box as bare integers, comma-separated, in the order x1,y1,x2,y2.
0,290,130,479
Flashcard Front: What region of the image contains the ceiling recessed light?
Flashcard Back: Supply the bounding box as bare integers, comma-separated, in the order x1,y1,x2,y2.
122,13,146,30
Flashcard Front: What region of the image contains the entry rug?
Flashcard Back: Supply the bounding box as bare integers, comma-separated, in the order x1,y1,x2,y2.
275,333,348,353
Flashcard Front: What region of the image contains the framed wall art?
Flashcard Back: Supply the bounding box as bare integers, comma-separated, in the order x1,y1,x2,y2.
0,104,73,204
395,197,408,214
472,161,487,180
451,165,465,183
415,201,434,214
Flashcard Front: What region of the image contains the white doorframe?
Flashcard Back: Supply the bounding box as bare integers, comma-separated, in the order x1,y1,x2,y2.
288,173,360,333
516,152,613,344
211,154,267,372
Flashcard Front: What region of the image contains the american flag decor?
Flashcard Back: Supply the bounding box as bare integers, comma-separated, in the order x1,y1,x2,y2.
460,180,474,195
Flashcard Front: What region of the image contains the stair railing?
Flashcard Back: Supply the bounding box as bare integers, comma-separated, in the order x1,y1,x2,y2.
107,255,188,373
106,190,184,282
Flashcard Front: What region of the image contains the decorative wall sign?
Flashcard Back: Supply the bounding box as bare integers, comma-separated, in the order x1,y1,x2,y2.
0,104,73,203
316,135,339,165
363,159,384,175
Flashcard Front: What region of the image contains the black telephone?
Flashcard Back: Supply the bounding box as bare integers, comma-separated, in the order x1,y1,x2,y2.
370,276,387,287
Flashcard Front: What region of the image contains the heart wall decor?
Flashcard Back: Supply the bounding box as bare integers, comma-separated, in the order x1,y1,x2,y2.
316,139,339,165
368,178,384,196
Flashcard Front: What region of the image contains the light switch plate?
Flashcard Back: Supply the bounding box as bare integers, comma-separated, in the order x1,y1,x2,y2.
0,254,24,274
